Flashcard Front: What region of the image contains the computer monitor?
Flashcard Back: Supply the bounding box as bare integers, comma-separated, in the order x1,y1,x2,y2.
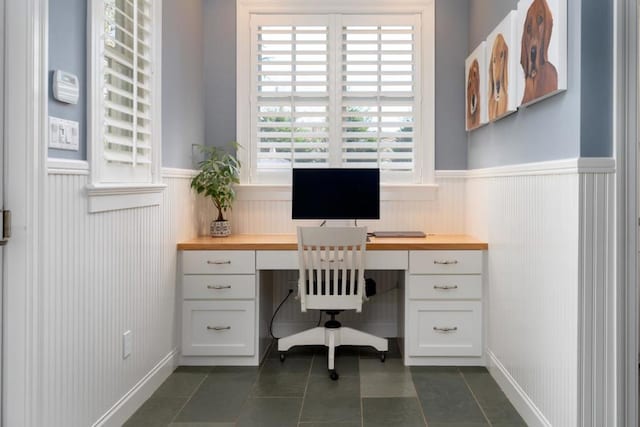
291,168,380,220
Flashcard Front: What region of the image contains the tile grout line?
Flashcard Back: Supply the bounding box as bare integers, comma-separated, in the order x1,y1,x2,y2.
168,370,210,425
296,352,315,426
359,354,364,427
458,368,493,427
408,368,430,427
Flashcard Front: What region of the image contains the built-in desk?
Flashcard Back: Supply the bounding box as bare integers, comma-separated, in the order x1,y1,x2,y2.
177,234,488,367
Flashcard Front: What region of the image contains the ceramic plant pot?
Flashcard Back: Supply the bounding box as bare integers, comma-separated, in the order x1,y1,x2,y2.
210,220,231,237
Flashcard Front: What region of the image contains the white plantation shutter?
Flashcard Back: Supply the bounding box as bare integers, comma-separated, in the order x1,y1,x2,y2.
341,16,419,179
101,0,155,182
249,13,421,183
252,16,331,175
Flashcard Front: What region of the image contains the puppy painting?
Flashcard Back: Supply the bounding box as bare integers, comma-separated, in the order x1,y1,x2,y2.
517,0,567,106
488,35,509,120
486,11,518,121
465,42,487,131
467,59,480,128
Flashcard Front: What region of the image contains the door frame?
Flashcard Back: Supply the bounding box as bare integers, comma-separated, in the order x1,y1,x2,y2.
614,0,638,426
3,0,46,425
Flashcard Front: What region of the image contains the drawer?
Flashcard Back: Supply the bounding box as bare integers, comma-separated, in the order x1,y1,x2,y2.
409,275,482,300
409,250,482,274
183,251,255,274
408,301,481,357
182,300,255,356
183,275,255,300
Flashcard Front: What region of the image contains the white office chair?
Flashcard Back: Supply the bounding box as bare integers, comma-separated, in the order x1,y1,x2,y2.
278,226,388,380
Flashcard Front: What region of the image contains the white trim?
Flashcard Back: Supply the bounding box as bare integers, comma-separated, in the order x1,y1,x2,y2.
160,167,197,179
234,183,438,201
487,350,551,427
237,0,435,186
466,158,616,178
87,184,166,213
46,158,90,175
87,0,163,189
92,349,177,427
614,0,638,425
434,170,467,179
4,0,47,425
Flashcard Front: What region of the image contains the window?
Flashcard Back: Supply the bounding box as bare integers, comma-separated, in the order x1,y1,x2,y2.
238,1,434,185
87,0,163,211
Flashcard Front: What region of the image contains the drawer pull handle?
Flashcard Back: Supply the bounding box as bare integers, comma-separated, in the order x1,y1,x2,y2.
207,285,232,290
433,326,458,333
207,326,231,331
207,260,232,265
433,260,458,265
433,285,458,290
320,258,344,263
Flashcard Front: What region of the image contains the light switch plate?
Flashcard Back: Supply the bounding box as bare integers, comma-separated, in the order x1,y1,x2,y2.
123,330,132,359
49,116,79,151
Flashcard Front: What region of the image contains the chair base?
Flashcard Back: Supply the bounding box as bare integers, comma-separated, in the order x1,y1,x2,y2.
278,326,388,371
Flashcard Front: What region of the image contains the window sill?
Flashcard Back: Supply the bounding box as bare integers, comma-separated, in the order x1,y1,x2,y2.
234,183,438,202
86,183,167,213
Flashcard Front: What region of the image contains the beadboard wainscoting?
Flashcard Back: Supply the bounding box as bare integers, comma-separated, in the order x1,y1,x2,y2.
204,175,468,235
465,159,615,427
43,162,199,427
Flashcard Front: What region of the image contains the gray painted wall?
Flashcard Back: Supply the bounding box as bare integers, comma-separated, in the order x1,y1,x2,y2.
48,0,87,160
467,0,612,168
435,0,469,170
204,0,237,150
203,0,470,170
163,0,206,169
48,0,204,168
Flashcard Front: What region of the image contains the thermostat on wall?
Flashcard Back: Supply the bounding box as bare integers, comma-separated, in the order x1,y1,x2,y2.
53,70,79,104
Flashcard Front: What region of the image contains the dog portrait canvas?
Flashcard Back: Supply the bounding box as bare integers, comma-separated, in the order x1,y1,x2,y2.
486,11,518,122
516,0,567,106
466,42,488,131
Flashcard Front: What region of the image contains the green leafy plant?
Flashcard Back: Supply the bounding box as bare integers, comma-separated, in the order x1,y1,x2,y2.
190,144,241,222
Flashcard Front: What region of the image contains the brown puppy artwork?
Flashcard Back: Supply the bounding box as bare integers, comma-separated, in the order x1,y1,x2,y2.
518,0,566,105
486,11,518,122
465,42,487,131
488,34,509,120
467,59,480,129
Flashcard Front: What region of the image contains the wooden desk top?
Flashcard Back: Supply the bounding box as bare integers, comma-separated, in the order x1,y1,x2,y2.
177,234,488,251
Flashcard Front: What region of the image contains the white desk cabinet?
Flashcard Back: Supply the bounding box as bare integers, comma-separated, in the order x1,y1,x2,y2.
181,251,258,363
178,234,487,367
405,250,483,363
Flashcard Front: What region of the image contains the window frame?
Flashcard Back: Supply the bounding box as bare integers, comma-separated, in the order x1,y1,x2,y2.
87,0,165,212
236,0,435,186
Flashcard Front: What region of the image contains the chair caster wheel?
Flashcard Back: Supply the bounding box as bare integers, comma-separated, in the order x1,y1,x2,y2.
380,352,386,362
329,370,339,380
279,352,285,362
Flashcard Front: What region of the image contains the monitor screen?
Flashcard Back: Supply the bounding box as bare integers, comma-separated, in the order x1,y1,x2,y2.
292,168,380,220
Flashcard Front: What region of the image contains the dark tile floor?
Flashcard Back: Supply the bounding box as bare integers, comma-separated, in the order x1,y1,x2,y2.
124,341,526,427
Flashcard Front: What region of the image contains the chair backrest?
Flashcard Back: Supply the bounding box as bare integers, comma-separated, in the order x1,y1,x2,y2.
297,226,367,313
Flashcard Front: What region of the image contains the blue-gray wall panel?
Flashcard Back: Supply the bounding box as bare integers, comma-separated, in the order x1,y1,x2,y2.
580,0,613,157
467,0,582,169
204,0,237,150
162,0,206,168
48,0,87,160
435,0,470,170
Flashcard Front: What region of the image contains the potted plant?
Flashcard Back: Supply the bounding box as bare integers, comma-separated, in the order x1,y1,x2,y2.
190,144,241,237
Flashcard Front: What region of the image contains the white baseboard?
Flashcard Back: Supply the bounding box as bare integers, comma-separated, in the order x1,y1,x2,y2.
487,349,551,427
92,349,178,427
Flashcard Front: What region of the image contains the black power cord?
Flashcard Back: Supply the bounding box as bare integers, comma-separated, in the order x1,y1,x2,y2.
269,289,294,340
